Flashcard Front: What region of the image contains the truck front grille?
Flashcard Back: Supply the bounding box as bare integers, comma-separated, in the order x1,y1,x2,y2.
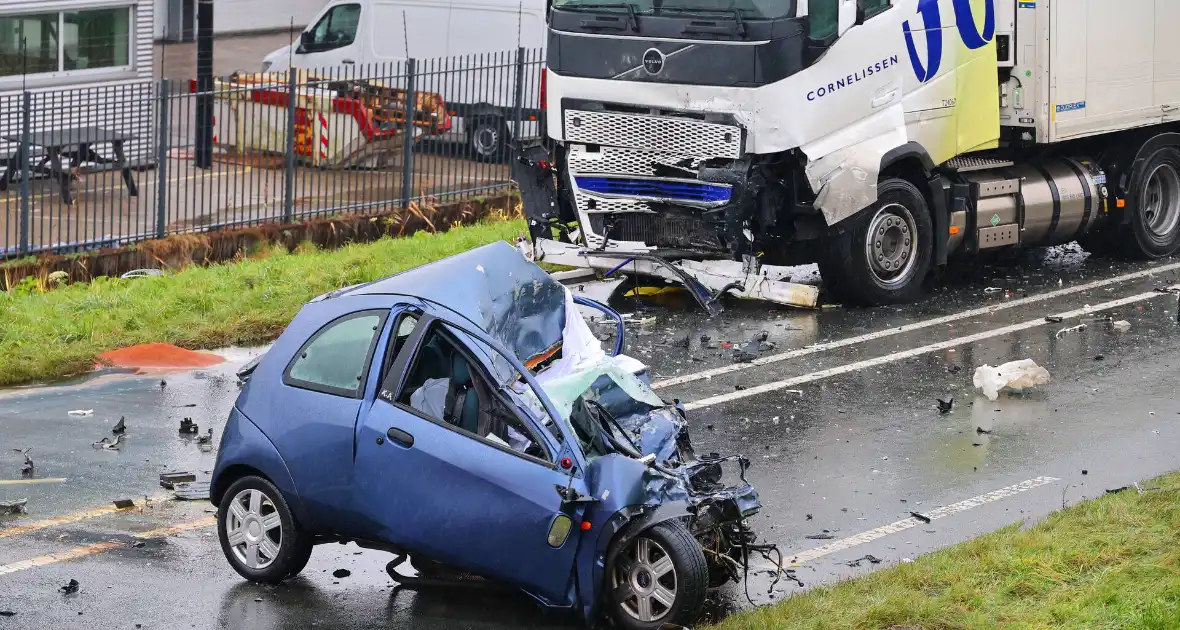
564,109,742,159
587,213,724,251
574,176,732,206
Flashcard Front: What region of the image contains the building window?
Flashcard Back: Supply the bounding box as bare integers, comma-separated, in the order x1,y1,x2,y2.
0,8,133,78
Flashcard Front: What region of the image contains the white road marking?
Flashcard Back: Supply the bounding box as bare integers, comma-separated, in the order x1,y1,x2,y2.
655,261,1180,391
759,476,1060,570
684,291,1162,411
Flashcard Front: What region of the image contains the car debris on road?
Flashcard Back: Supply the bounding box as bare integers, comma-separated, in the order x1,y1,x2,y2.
209,242,777,629
937,398,954,414
179,418,199,434
0,498,28,515
92,434,123,450
973,359,1051,402
59,579,79,595
112,417,126,434
12,448,33,478
67,410,93,417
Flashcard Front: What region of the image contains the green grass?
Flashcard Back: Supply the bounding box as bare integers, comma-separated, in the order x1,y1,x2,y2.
0,220,525,386
715,472,1180,630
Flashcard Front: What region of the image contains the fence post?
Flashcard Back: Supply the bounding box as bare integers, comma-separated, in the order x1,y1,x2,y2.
155,78,171,239
283,70,297,223
512,47,525,159
18,91,31,256
400,58,417,210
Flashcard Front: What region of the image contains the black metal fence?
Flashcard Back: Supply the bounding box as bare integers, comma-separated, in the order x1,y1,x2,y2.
0,47,544,259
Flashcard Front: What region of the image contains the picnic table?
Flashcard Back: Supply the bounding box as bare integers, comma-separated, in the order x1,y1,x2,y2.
0,127,138,205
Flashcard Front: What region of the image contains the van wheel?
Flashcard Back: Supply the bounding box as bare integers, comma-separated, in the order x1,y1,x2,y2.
218,476,313,584
468,116,508,163
606,521,709,630
1122,146,1180,258
818,178,934,306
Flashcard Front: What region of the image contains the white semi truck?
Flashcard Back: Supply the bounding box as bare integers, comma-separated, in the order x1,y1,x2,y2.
515,0,1180,308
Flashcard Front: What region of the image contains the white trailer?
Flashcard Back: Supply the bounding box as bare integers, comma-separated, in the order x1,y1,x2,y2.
516,0,1180,307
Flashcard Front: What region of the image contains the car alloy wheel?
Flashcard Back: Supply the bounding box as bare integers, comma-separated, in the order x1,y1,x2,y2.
224,488,283,570
612,537,678,623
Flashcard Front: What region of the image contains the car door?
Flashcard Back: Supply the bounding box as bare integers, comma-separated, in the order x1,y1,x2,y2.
353,314,587,606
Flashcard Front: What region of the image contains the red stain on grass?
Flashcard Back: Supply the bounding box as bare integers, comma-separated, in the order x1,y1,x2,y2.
98,344,225,370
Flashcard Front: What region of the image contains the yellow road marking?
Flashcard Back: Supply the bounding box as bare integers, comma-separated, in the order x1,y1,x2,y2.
0,517,216,577
0,478,67,486
0,493,171,539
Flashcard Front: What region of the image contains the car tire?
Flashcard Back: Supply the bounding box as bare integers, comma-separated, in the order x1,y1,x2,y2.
606,521,709,630
818,178,935,306
468,115,508,163
1119,145,1180,258
217,475,313,584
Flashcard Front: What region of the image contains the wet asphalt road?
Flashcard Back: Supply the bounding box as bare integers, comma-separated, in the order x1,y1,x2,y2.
2,246,1180,628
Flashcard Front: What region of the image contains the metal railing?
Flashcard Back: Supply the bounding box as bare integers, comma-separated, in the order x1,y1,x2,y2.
0,47,545,258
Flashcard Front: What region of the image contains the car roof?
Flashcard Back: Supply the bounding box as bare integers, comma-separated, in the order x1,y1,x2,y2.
336,240,567,366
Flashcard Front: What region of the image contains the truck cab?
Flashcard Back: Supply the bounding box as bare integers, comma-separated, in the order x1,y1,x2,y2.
520,0,1180,306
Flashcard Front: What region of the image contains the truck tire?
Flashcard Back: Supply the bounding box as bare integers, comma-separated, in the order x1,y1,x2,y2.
468,115,508,163
1120,145,1180,258
606,521,709,630
818,178,934,306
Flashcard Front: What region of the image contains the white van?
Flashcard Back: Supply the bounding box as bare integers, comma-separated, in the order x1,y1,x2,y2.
260,0,548,161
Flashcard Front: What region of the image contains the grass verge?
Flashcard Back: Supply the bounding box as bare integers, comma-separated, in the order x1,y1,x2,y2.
715,472,1180,630
0,220,525,387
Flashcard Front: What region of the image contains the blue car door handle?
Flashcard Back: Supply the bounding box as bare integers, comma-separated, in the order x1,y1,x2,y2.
386,427,414,448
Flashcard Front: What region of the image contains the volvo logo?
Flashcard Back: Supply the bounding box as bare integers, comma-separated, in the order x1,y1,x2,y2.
642,48,665,75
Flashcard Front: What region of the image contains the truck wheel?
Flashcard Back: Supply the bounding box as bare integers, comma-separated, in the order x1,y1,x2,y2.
818,178,934,306
218,476,313,584
606,521,709,630
1122,146,1180,258
468,116,508,163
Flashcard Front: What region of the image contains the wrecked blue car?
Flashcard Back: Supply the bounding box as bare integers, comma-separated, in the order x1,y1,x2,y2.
211,241,764,629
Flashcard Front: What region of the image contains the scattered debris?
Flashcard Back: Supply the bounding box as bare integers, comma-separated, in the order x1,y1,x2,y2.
113,499,135,509
845,554,883,567
332,569,351,579
1044,315,1065,324
59,579,79,595
805,533,836,540
705,424,715,431
733,330,775,363
92,434,123,450
120,269,164,279
179,418,199,434
983,287,1005,294
937,398,954,414
0,498,28,515
0,610,14,617
131,541,146,548
973,359,1051,401
972,443,984,447
1055,324,1087,339
947,365,963,374
112,417,126,434
1111,320,1132,332
1094,355,1105,361
1105,486,1129,495
173,481,212,501
159,472,197,489
909,512,932,524
805,514,813,521
197,428,214,448
67,410,93,417
160,380,168,389
12,448,33,477
976,427,992,435
1082,470,1089,475
173,404,197,408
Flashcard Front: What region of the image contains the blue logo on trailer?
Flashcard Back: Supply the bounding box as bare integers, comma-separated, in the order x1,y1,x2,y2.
1055,102,1086,113
904,0,997,83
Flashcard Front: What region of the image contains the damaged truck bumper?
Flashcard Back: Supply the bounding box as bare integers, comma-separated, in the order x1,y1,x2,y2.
525,238,820,311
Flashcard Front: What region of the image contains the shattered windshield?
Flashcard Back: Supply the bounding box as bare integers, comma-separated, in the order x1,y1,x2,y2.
551,0,795,19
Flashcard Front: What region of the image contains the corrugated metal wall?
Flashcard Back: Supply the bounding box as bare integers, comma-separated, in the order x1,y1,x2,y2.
0,0,156,165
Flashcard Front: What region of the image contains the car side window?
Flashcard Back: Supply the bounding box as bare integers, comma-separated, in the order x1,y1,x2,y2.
284,310,387,398
309,3,361,49
808,0,840,41
392,325,552,463
859,0,890,20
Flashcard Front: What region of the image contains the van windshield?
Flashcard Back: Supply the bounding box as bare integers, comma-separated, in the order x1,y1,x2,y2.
552,0,794,19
